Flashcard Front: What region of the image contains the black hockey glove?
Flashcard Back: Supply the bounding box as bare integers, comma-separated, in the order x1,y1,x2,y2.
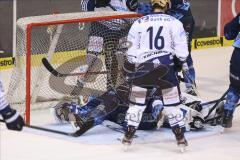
1,105,24,131
126,0,138,11
95,0,111,8
173,56,184,72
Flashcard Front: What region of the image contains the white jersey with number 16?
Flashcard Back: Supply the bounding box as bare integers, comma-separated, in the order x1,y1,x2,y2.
127,13,189,65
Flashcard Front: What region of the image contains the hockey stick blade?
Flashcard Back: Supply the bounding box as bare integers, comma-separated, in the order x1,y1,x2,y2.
42,58,63,77
27,124,79,137
42,58,114,77
104,124,138,138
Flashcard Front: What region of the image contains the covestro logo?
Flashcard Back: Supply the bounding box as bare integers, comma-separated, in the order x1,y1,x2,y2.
191,36,235,50
0,57,15,69
194,37,224,49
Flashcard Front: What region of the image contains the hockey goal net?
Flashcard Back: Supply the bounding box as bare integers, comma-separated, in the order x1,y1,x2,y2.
7,11,141,124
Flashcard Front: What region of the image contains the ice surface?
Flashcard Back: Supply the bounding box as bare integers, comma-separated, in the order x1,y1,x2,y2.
1,47,240,160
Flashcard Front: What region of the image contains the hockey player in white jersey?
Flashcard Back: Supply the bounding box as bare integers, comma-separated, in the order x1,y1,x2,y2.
122,0,189,150
0,77,24,131
138,0,197,96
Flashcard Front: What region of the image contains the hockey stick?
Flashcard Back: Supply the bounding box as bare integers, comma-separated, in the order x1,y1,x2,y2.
32,24,64,103
199,98,226,109
0,119,80,137
204,102,240,124
104,124,138,138
186,99,220,107
182,69,199,96
42,57,120,77
203,89,229,120
108,3,119,11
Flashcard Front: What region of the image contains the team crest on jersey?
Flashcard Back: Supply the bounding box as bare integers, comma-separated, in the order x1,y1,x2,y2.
138,16,150,24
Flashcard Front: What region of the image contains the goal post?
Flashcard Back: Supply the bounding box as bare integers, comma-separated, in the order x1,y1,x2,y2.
7,11,141,125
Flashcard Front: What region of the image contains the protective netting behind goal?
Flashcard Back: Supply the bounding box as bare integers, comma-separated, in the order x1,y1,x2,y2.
7,11,141,124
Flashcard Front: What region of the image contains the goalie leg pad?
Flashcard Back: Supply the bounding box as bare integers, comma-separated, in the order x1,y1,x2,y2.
87,36,104,53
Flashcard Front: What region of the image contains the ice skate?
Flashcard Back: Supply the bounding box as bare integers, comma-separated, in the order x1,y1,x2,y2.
122,126,136,151
221,109,233,129
177,137,188,153
172,127,188,153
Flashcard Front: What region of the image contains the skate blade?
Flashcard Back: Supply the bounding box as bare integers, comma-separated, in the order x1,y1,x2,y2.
220,126,230,133
121,139,132,152
178,144,187,153
122,143,131,152
220,126,225,133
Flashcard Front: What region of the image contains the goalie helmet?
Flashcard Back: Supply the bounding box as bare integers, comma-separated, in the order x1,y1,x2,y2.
151,0,169,9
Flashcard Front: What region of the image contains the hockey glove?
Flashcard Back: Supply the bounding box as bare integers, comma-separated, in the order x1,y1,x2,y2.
1,105,24,131
126,0,138,11
95,0,111,8
173,56,184,72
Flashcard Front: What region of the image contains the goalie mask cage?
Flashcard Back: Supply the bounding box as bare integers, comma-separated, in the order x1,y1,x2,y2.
7,11,141,125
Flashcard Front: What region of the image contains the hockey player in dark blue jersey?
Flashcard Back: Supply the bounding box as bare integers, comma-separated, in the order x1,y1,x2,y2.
81,0,138,12
168,0,197,96
79,0,138,92
0,77,24,131
222,13,240,128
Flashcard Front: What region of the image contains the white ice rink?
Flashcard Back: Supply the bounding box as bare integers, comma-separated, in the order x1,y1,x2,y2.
1,46,240,160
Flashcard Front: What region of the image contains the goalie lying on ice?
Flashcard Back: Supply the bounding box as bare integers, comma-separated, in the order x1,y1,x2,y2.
51,79,225,136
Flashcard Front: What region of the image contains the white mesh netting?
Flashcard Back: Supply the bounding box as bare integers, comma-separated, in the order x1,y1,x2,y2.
7,11,141,122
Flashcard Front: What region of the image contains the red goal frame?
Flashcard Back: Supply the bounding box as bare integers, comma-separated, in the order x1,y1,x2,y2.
24,13,142,124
